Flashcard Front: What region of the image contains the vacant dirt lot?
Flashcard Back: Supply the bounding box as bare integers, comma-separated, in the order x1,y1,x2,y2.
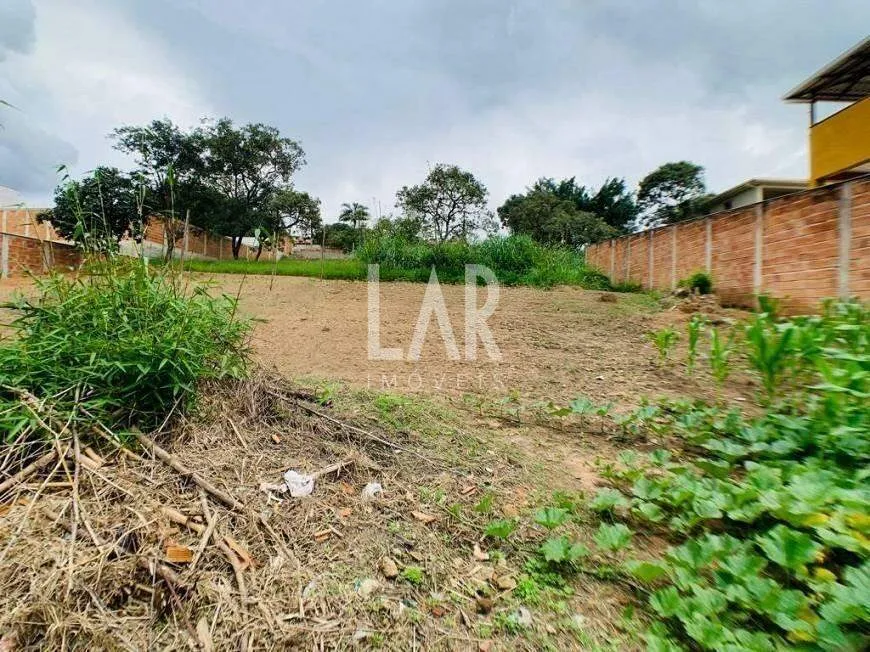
198,274,718,408
1,273,743,410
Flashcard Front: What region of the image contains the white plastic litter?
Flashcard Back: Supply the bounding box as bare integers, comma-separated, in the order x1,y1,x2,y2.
283,470,315,497
360,482,383,501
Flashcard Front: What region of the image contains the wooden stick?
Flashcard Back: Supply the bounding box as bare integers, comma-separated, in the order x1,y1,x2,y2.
136,432,245,512
311,456,357,480
162,505,248,598
190,492,219,572
160,506,252,569
0,450,57,496
227,416,249,450
139,431,296,564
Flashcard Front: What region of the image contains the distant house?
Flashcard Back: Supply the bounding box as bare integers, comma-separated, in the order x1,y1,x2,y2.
707,178,807,213
784,36,870,186
0,185,22,207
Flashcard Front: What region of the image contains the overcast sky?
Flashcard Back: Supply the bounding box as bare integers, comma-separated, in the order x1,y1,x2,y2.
1,0,868,219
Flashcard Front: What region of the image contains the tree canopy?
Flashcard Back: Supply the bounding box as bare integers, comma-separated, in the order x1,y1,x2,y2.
271,189,321,237
109,117,308,258
39,167,140,253
338,202,370,230
636,161,712,228
496,177,630,246
396,164,489,242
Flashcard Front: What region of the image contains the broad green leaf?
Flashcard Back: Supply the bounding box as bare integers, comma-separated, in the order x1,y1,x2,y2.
756,525,821,571
625,559,669,583
590,488,628,512
533,506,570,530
594,523,633,551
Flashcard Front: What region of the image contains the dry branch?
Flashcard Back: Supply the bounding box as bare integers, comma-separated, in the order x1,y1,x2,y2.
137,431,295,563
0,449,57,496
136,431,245,512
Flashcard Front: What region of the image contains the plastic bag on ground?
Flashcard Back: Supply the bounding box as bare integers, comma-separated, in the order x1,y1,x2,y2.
283,470,315,497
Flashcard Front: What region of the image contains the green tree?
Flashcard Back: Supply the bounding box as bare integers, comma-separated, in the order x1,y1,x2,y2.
193,119,305,257
271,188,321,236
636,161,711,228
38,167,140,253
338,202,370,230
497,177,622,246
111,118,204,217
314,222,360,252
396,164,489,242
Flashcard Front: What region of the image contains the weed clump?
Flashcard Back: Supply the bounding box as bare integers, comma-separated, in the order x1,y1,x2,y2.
678,270,713,295
1,261,250,445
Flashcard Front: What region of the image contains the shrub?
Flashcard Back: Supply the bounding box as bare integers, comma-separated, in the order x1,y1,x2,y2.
679,270,713,295
0,260,250,445
355,233,612,289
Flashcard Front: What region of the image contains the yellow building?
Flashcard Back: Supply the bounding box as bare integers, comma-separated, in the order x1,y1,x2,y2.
785,37,870,186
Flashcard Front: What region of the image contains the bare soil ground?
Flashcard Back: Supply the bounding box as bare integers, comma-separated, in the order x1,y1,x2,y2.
0,275,753,650
201,274,738,407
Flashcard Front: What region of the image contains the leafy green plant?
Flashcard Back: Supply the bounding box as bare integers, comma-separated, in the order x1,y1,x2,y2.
745,315,795,399
540,536,589,564
533,506,571,530
678,271,713,295
484,519,518,540
594,523,633,551
400,566,425,586
590,488,629,513
0,261,250,445
474,491,496,514
649,328,679,364
708,327,734,388
600,302,870,650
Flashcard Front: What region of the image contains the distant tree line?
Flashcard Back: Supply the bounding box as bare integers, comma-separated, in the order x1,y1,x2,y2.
40,115,716,255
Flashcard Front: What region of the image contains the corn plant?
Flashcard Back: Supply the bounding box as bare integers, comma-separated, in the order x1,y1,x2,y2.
708,327,734,388
745,315,795,399
686,315,704,375
649,327,679,364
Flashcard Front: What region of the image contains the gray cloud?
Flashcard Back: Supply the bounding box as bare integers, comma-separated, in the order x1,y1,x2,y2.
0,110,77,196
2,0,869,216
0,0,36,61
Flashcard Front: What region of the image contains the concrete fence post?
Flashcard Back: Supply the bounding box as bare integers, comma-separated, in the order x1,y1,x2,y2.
705,218,713,273
671,225,677,289
609,240,615,279
1,210,8,279
753,204,764,295
648,230,654,289
838,182,852,300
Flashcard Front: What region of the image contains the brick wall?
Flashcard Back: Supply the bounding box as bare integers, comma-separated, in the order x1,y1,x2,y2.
140,218,289,261
0,209,82,278
0,210,296,280
586,176,870,313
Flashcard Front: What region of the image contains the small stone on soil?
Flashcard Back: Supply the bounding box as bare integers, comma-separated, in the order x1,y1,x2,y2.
379,557,399,579
475,597,494,614
495,575,516,591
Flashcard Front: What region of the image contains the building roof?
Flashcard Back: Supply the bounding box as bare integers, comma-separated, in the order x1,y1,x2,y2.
710,178,807,205
784,37,870,103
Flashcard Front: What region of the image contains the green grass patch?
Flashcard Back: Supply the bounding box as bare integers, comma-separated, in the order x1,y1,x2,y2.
180,234,617,290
